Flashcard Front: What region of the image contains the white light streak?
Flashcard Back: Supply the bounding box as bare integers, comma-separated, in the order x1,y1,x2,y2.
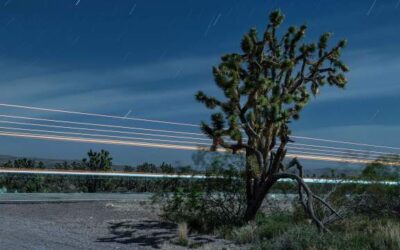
1,119,392,159
0,103,198,127
292,135,400,151
0,114,203,136
292,142,393,157
0,119,210,142
287,146,382,160
0,130,205,151
2,114,397,158
0,122,394,161
0,168,398,186
1,103,399,152
0,126,210,146
0,130,399,165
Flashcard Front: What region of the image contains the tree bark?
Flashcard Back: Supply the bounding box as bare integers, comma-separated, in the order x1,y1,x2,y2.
243,170,341,233
244,177,277,221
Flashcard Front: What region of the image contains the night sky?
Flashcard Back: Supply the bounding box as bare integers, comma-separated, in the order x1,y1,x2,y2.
0,0,399,168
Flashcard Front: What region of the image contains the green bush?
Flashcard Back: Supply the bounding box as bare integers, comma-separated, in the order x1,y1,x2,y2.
255,216,400,250
262,224,329,250
331,184,400,217
255,213,293,240
160,165,246,232
226,213,294,245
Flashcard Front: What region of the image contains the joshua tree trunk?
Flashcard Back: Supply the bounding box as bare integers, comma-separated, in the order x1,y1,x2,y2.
243,157,342,231
244,178,276,221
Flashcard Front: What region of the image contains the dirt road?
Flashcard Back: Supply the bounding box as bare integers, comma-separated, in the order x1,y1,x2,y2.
0,195,239,249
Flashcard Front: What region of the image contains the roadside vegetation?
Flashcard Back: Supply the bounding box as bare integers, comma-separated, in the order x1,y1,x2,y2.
157,9,400,249
157,152,399,249
0,9,399,249
0,150,398,249
0,149,198,193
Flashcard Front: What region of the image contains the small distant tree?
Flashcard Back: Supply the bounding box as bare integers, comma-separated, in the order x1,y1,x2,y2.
177,165,195,175
37,161,45,169
81,149,113,192
13,158,36,169
362,154,400,180
136,162,158,173
196,10,348,230
330,169,336,178
123,165,135,172
55,161,71,170
82,149,113,171
71,161,84,170
160,162,175,174
1,160,13,168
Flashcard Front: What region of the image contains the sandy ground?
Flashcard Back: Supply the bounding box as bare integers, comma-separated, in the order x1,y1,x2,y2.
0,195,242,250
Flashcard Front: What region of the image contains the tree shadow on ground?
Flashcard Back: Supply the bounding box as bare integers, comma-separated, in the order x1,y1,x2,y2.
96,219,214,249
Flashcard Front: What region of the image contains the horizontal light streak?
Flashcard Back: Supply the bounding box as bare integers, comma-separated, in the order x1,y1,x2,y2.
0,130,206,151
292,142,394,157
1,103,399,152
287,145,384,159
0,168,397,186
0,126,211,146
0,119,210,142
0,115,396,158
0,125,392,161
0,114,203,136
0,130,399,165
0,103,198,127
292,135,400,151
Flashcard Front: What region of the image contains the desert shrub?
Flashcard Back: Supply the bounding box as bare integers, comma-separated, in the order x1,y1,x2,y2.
257,225,360,250
230,223,258,245
160,164,246,232
255,213,293,240
262,224,331,250
362,155,400,181
161,187,209,231
0,173,209,193
354,185,400,217
286,216,400,250
338,218,400,250
331,183,400,217
223,212,294,245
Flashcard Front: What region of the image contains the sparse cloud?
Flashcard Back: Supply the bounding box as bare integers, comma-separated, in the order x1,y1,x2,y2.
0,56,218,118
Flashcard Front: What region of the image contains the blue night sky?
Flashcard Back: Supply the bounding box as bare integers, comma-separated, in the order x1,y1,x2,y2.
0,0,399,168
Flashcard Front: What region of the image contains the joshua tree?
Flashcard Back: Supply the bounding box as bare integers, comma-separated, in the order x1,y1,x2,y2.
13,158,36,169
82,149,113,171
82,149,113,192
196,10,348,230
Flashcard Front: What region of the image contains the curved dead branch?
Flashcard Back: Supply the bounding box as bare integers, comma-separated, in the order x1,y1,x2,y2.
273,172,341,233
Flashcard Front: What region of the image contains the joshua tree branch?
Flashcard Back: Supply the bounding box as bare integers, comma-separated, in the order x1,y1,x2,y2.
219,141,265,171
273,172,330,232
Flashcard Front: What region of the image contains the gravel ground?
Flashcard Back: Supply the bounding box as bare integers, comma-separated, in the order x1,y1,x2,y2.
0,197,241,250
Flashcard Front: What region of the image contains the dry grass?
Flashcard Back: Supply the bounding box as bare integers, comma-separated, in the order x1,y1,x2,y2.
375,221,400,250
177,222,189,246
230,222,258,244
